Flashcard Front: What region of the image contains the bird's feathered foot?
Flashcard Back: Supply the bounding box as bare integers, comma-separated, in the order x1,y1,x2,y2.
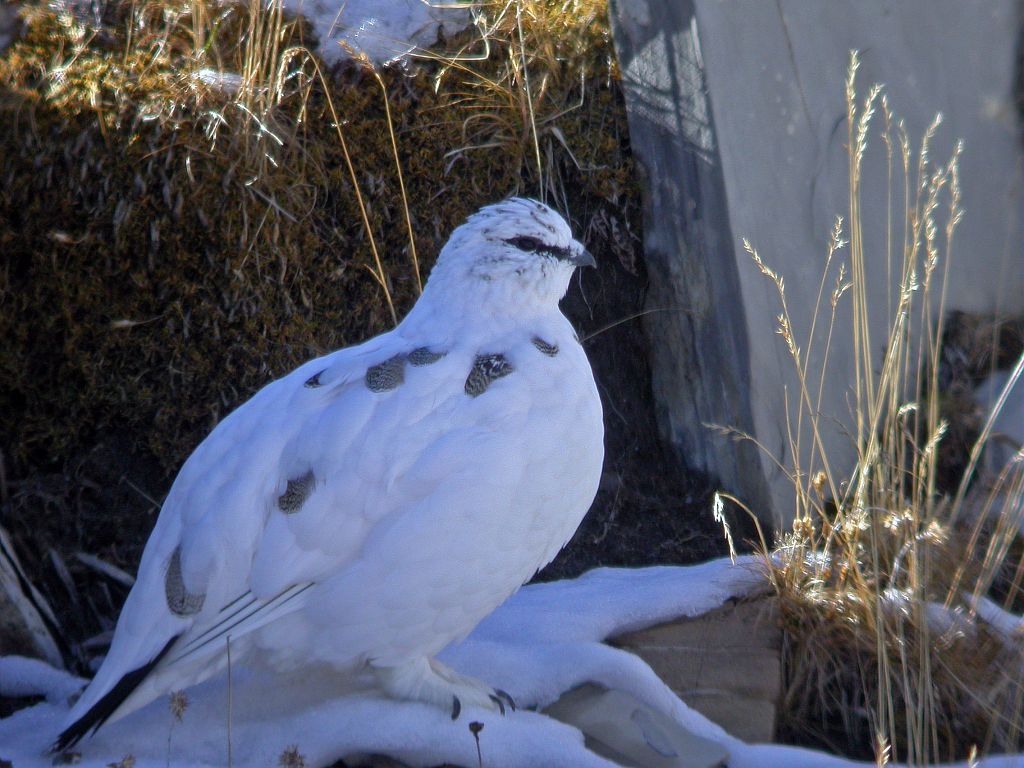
489,688,517,715
373,657,515,720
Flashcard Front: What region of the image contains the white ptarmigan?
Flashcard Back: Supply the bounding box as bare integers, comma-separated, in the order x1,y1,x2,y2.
55,197,604,749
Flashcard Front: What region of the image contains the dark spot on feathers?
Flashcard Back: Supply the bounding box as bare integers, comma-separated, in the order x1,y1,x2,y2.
366,354,406,392
465,354,514,397
407,347,446,366
504,235,572,262
531,336,558,357
165,546,205,616
304,369,325,388
528,205,557,234
278,469,315,514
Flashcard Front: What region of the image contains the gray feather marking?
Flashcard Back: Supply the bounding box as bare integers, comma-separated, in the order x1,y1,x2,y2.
304,370,325,388
531,336,558,357
366,354,406,392
407,347,447,366
165,546,205,616
465,354,514,397
278,469,315,514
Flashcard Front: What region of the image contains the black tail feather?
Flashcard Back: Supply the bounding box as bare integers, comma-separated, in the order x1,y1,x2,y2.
52,634,180,753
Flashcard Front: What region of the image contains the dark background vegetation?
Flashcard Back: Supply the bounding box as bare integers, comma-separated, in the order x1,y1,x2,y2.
0,0,728,674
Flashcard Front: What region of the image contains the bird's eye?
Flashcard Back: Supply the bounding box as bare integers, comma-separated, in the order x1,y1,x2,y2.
505,236,547,253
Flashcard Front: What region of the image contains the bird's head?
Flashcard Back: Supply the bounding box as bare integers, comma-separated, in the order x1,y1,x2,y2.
418,198,594,318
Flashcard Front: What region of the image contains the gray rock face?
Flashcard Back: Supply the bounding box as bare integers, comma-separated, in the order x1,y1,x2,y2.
0,3,21,52
612,0,1024,525
609,0,772,522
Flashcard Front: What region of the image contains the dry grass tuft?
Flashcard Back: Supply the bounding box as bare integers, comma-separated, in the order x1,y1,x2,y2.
722,51,1024,763
426,0,611,208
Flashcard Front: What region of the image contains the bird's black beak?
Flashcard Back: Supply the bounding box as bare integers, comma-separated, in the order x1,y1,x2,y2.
571,247,596,269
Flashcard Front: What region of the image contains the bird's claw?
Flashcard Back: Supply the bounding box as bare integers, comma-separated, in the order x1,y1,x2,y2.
494,688,516,712
451,690,514,719
488,694,505,715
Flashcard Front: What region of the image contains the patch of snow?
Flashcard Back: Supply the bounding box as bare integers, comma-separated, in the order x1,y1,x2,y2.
922,602,975,641
192,69,244,96
465,556,769,646
2,557,1021,767
0,656,85,703
879,589,977,642
2,0,474,65
972,594,1024,640
283,0,475,65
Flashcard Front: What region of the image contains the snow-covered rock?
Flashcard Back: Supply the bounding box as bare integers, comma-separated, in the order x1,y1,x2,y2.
3,559,763,767
0,656,84,704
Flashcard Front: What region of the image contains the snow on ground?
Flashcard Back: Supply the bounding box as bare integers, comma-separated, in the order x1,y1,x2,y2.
973,594,1024,641
2,557,1023,767
283,0,474,65
0,656,84,703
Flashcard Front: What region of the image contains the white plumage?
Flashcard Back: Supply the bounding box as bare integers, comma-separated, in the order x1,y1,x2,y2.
57,197,604,749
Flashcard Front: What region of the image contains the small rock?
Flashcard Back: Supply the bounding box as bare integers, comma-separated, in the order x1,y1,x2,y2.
611,595,781,743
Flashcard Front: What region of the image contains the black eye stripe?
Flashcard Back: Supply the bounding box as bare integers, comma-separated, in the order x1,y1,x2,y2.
506,235,546,252
505,236,572,260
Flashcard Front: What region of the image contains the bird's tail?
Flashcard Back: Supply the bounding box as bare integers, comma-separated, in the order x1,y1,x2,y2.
53,634,180,752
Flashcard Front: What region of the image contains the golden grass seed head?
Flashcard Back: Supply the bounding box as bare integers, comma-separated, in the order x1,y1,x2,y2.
169,690,188,722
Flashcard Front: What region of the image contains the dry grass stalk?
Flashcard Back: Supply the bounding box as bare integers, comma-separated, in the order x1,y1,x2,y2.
423,0,608,204
15,0,412,319
722,51,1024,763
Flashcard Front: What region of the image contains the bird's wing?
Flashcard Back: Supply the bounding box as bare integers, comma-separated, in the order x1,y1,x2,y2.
243,325,603,667
58,330,405,743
